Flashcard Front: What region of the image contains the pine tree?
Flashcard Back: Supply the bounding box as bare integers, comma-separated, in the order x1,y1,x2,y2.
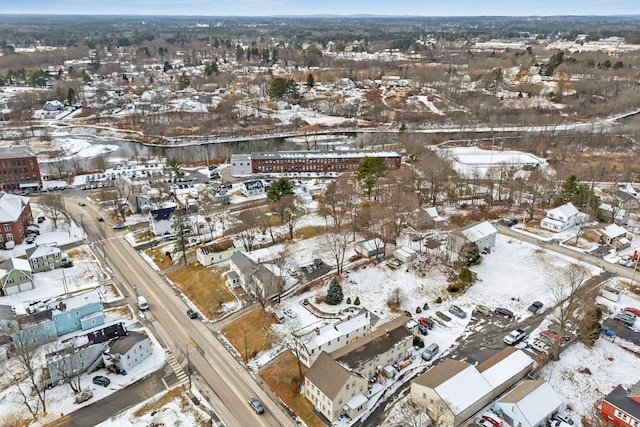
327,278,344,305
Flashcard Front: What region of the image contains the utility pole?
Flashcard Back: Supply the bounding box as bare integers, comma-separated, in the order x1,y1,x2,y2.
243,329,248,362
184,344,192,390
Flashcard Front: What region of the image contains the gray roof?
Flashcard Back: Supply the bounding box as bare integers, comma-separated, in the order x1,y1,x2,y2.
604,385,640,419
306,352,353,400
109,331,148,355
0,145,36,160
230,251,256,276
331,316,412,370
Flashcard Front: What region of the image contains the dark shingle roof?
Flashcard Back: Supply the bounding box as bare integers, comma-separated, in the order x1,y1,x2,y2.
150,207,175,221
604,385,640,418
109,331,147,355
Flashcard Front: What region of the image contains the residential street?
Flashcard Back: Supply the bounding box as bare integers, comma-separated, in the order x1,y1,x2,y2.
63,196,296,427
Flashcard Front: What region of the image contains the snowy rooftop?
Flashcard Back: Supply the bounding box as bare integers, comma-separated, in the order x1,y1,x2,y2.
436,365,493,415
251,150,401,160
460,221,497,241
601,223,627,238
246,244,284,264
49,288,101,313
480,349,533,389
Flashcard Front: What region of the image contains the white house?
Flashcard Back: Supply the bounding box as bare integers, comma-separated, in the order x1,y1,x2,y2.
540,202,580,232
493,380,563,427
240,180,265,197
448,221,497,259
103,331,151,373
196,238,242,266
149,206,175,236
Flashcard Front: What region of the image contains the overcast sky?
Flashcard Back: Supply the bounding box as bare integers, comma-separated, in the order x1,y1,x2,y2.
2,0,639,16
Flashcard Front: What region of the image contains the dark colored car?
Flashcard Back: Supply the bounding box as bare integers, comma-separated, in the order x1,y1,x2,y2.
97,216,104,222
528,301,544,314
494,307,514,318
448,305,467,319
418,316,434,329
417,324,429,335
78,202,86,206
349,254,363,262
92,376,110,387
187,309,199,319
506,219,518,227
248,397,265,414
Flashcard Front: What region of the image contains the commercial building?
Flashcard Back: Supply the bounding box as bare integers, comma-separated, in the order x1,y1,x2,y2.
0,146,42,192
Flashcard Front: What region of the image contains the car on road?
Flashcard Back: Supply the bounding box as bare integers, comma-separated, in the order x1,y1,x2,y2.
248,397,265,414
96,216,104,222
505,219,518,227
618,255,632,266
92,376,110,387
186,309,199,319
348,254,363,262
494,307,514,318
449,305,467,319
528,301,544,314
504,328,526,345
624,307,640,317
112,223,125,230
78,202,86,206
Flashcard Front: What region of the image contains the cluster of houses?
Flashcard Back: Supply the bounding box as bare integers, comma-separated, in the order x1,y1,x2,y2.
0,244,69,296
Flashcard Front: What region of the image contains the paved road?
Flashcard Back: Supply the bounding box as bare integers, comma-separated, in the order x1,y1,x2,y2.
62,195,295,427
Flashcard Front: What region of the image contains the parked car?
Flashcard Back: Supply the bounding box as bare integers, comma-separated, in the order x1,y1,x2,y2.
449,305,467,319
614,310,637,326
553,411,575,425
92,376,110,387
75,389,93,403
417,324,429,335
477,419,495,427
624,307,640,317
494,307,514,318
348,254,363,262
248,397,265,414
418,317,434,329
540,329,559,343
186,309,199,319
618,255,632,266
505,219,518,227
283,308,297,319
482,414,504,427
528,301,544,314
387,259,402,269
529,339,551,355
475,304,492,316
550,421,573,427
421,343,440,361
504,328,526,345
25,235,36,244
112,223,125,230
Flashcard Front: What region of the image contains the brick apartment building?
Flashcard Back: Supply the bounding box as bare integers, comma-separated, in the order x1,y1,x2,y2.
0,192,33,245
231,150,402,176
0,145,42,193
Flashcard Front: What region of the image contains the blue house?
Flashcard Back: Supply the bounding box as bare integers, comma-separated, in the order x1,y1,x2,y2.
48,289,105,335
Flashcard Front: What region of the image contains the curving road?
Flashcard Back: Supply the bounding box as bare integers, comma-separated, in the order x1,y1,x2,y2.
62,194,295,427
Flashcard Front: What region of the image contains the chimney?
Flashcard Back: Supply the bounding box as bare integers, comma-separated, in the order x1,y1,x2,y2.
365,311,369,318
315,327,320,335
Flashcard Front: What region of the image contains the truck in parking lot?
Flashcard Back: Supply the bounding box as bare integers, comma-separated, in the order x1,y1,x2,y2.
504,328,526,345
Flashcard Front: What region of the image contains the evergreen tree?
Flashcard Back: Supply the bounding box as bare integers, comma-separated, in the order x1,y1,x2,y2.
355,156,387,199
327,278,344,305
267,178,294,201
306,72,315,88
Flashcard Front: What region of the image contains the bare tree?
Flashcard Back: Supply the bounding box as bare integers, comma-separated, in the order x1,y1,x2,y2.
272,195,304,240
106,177,132,223
172,207,189,265
39,193,66,229
269,318,305,383
8,330,49,418
322,231,351,275
235,209,260,251
546,263,591,360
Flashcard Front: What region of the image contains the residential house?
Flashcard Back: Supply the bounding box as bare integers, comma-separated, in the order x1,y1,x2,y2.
196,238,241,266
26,244,69,273
227,251,279,300
540,202,581,232
297,311,372,368
304,316,413,423
103,330,152,373
46,342,106,385
47,288,105,336
493,380,563,427
0,258,34,295
0,191,34,244
614,190,640,212
410,348,534,426
448,221,497,260
0,146,42,192
407,207,447,230
149,206,175,236
304,352,369,423
600,202,630,225
240,180,265,197
599,224,631,249
43,100,64,111
354,238,385,258
600,381,640,427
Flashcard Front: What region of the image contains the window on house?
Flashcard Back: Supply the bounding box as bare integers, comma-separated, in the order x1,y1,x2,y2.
3,225,10,232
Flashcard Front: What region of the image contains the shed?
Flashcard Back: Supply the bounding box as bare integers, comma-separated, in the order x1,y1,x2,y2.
394,247,417,263
354,238,385,258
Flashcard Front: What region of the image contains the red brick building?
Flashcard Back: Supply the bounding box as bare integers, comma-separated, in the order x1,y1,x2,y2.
601,382,640,427
0,145,42,193
247,150,402,175
0,192,33,245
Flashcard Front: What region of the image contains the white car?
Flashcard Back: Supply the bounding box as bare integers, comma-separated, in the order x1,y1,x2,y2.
504,328,526,345
618,255,632,266
283,308,297,319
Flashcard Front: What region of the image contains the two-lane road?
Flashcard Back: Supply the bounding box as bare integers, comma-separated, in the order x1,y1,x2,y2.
64,196,294,427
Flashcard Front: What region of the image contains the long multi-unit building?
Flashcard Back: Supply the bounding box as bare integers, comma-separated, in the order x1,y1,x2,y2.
0,145,42,192
230,150,402,177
